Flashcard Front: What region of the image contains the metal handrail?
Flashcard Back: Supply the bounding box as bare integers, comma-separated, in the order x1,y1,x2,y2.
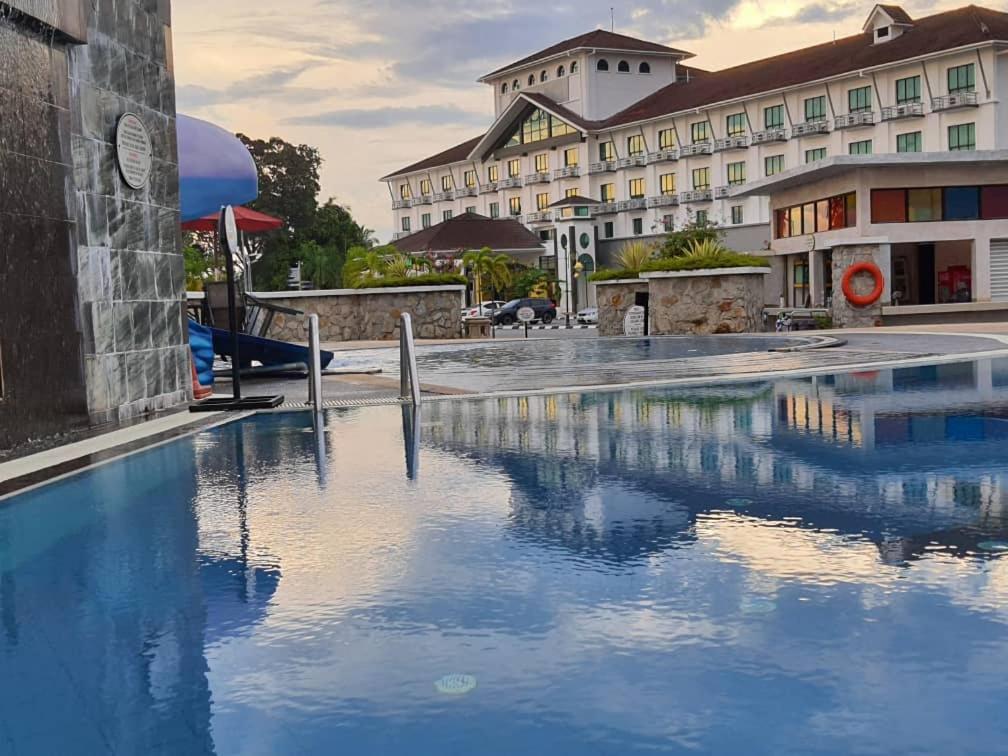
400,313,422,406
308,314,323,412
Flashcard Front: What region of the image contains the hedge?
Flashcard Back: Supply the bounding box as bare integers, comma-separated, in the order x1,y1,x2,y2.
351,273,468,289
589,253,770,282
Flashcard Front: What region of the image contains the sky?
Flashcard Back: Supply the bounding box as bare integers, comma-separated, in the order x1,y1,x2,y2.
170,0,966,242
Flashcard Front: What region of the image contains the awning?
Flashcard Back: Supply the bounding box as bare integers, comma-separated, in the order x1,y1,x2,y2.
177,114,258,222
181,206,283,234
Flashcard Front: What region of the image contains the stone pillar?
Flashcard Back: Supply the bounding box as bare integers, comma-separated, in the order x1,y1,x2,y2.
594,280,649,336
831,244,889,328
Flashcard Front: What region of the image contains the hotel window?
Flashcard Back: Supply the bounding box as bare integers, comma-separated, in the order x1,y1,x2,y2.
775,192,856,237
696,210,708,225
399,183,411,199
441,175,453,191
896,75,921,104
731,205,744,225
604,221,614,238
793,260,809,307
848,85,872,113
870,184,1008,223
618,60,631,73
564,147,579,167
658,128,676,150
508,159,521,177
536,192,549,211
464,169,476,187
534,153,548,173
557,65,566,77
690,121,710,144
764,105,784,129
948,63,975,94
522,109,550,143
692,167,710,190
597,59,609,72
897,131,922,152
565,188,579,198
629,178,645,198
489,202,500,218
465,206,476,214
420,179,431,195
528,74,535,86
633,218,643,235
421,213,431,228
600,183,615,202
663,215,675,232
949,123,976,151
640,62,651,74
599,141,615,162
570,61,578,74
627,134,645,156
487,164,499,183
401,216,411,232
727,161,746,186
442,210,453,221
849,139,872,155
804,95,826,122
765,154,784,176
805,147,827,163
550,116,576,138
508,197,521,216
540,70,548,83
726,113,746,137
660,173,676,195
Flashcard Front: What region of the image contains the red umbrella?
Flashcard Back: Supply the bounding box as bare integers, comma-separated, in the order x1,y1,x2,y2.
181,206,283,233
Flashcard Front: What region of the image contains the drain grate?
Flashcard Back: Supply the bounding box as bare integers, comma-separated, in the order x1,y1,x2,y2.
280,394,408,409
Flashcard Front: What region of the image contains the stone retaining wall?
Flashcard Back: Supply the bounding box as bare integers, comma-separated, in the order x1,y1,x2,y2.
593,279,649,336
645,268,769,335
831,244,889,328
258,285,465,342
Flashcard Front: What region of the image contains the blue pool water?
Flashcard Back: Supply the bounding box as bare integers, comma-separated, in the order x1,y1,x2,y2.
5,359,1008,754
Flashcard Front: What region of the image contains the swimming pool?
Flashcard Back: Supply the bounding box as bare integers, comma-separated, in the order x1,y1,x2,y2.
4,358,1008,754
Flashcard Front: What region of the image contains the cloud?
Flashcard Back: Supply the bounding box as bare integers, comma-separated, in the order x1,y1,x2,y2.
176,63,328,110
285,104,487,129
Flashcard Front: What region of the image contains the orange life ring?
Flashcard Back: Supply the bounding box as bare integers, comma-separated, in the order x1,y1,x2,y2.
842,262,885,308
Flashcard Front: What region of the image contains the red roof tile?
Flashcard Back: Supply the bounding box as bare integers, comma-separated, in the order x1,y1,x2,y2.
393,214,545,254
876,5,914,25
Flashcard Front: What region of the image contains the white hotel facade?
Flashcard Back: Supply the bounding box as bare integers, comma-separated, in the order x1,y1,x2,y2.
383,5,1008,319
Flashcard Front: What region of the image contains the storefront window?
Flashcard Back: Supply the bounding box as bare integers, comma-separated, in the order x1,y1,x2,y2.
793,260,809,307
829,197,846,229
907,188,942,222
774,192,856,238
981,186,1008,219
871,189,907,223
815,200,830,232
944,187,980,220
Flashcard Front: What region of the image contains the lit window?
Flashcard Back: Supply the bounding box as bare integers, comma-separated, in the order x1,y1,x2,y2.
692,167,710,190
489,202,500,218
639,62,651,74
849,140,872,155
764,105,784,129
949,123,976,151
550,116,576,138
617,60,630,73
564,147,578,167
848,85,872,113
658,128,676,150
727,161,746,186
765,155,784,176
731,205,744,225
441,175,452,192
565,188,579,198
536,192,549,210
633,218,643,235
948,64,975,94
804,95,826,122
597,59,609,72
442,210,452,221
660,173,676,195
627,135,645,156
535,153,548,173
464,170,477,187
487,165,499,183
522,109,550,143
508,159,521,177
508,197,521,216
897,131,922,153
896,75,920,104
599,141,615,162
420,179,431,196
401,216,411,232
600,183,615,202
726,113,746,137
399,184,411,199
422,213,431,228
805,147,827,163
690,121,710,144
629,178,645,198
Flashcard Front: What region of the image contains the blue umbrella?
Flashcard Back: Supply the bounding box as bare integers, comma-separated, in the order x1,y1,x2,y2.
177,114,258,222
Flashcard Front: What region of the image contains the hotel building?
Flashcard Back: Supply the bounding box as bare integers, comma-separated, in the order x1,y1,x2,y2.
382,5,1008,320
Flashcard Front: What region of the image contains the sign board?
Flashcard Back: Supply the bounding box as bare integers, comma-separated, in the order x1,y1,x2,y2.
517,307,536,323
220,205,239,255
624,305,646,337
115,113,153,190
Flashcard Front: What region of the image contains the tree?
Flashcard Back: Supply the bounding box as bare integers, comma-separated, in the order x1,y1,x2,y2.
299,240,343,290
659,215,723,258
238,134,321,233
509,267,559,300
462,247,513,302
342,245,396,287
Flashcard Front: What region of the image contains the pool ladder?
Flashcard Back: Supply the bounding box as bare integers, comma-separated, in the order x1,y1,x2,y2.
399,313,422,406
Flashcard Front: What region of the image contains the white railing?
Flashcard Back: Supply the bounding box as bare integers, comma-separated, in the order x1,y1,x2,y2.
525,211,553,222
392,199,412,209
680,141,713,157
589,160,618,174
751,128,787,144
714,135,749,151
480,181,498,193
834,111,875,128
413,195,432,205
618,198,647,211
393,231,410,240
932,91,978,110
499,177,523,188
647,148,679,163
881,102,924,120
618,155,648,168
456,186,478,197
595,202,619,214
714,185,734,199
647,195,679,208
525,172,551,184
553,166,580,179
791,120,829,137
433,191,454,202
680,189,713,203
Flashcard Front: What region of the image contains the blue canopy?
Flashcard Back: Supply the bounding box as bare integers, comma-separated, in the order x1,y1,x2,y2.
177,114,258,222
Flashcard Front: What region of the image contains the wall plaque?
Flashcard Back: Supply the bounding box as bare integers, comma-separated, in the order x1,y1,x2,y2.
115,113,153,190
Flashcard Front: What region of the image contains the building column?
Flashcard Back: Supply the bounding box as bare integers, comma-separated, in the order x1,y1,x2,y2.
974,237,991,302
809,249,821,308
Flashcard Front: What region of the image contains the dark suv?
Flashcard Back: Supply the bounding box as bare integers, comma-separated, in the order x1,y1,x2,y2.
492,298,557,325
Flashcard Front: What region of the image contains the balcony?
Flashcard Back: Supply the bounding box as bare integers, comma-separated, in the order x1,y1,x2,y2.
618,155,648,168
392,199,412,209
881,102,925,121
932,91,978,111
589,160,618,174
455,186,478,198
392,231,410,240
715,185,736,199
834,111,875,129
480,181,498,194
680,189,713,203
647,148,679,164
595,202,619,215
525,211,553,223
553,166,581,179
646,194,679,208
791,120,829,137
499,176,523,189
679,141,713,157
413,195,432,205
618,198,647,211
714,135,749,151
751,127,787,144
433,191,454,202
525,172,551,185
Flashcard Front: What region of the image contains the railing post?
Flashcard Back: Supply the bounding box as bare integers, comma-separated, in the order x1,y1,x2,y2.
308,314,323,412
399,313,422,406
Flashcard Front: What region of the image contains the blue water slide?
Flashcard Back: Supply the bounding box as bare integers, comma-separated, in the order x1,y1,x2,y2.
206,324,335,371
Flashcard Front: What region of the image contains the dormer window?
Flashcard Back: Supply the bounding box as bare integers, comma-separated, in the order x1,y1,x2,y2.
876,26,890,41
863,4,913,44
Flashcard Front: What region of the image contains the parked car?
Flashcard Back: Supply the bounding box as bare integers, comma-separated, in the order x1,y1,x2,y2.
463,300,507,320
576,307,598,325
492,298,557,325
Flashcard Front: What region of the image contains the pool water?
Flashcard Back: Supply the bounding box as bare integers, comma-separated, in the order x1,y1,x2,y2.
4,359,1008,754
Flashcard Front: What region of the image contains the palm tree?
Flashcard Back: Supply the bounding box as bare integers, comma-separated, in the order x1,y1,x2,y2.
462,247,513,303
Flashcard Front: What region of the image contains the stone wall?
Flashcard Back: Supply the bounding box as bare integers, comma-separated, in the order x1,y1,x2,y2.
831,244,888,328
260,286,465,342
646,269,768,335
593,279,649,336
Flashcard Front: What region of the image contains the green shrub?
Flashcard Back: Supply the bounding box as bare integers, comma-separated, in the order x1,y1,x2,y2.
350,272,467,289
588,268,640,282
641,252,770,273
615,240,657,272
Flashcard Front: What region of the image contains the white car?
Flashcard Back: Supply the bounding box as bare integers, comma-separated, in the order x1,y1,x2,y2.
463,300,507,320
576,307,599,325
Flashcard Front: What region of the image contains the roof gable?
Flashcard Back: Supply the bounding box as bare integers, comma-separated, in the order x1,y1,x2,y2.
393,213,546,254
